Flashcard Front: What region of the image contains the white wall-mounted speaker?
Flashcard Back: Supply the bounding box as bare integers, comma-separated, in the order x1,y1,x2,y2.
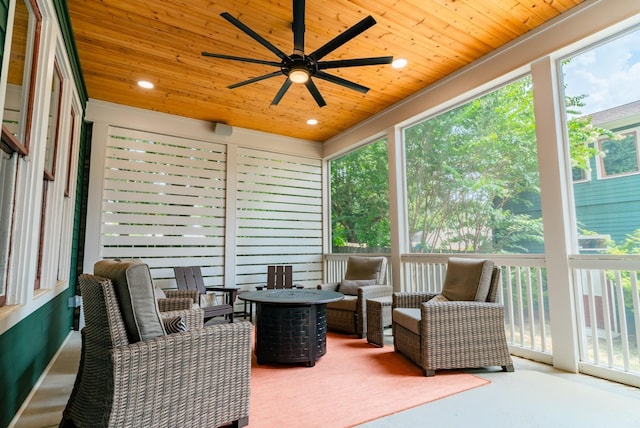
213,122,233,137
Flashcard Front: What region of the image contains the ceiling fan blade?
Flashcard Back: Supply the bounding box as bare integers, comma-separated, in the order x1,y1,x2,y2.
314,71,369,94
318,56,393,69
202,52,282,67
220,12,288,61
305,79,327,107
228,71,283,89
292,0,305,54
271,79,292,105
308,15,377,62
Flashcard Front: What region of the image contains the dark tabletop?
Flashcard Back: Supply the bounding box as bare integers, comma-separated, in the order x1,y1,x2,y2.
238,289,344,304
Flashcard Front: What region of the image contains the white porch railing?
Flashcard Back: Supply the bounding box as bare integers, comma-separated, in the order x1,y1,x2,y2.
570,255,640,386
325,252,640,386
325,253,552,362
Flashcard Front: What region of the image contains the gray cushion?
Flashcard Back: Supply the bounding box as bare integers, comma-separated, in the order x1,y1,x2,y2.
327,295,358,311
339,279,378,295
393,308,421,335
94,259,166,342
344,256,387,282
440,258,494,302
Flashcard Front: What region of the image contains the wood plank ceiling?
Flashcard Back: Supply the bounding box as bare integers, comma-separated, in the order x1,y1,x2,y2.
66,0,585,143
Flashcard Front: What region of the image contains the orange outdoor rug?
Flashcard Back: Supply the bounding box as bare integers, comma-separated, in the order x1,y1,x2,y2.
248,332,489,427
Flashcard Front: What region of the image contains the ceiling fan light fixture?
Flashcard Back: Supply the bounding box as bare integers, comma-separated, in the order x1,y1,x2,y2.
289,68,309,83
392,58,408,69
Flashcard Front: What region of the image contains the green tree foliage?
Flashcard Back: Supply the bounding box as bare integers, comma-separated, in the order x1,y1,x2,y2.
405,77,542,253
330,139,390,250
330,76,614,254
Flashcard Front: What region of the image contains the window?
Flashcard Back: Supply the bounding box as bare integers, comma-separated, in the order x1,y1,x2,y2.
404,76,543,254
0,0,42,304
2,0,42,153
64,109,77,197
562,28,640,254
35,61,64,290
44,61,63,180
598,131,639,178
329,139,390,253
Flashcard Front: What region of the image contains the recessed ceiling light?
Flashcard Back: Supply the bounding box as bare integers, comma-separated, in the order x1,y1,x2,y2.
307,119,318,125
392,58,408,69
138,80,154,89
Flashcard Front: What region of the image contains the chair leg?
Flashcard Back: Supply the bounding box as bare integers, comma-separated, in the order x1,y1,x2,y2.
424,369,436,377
232,416,249,427
502,364,515,372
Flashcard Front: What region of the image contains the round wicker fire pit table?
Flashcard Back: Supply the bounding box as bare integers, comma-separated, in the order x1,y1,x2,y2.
239,289,343,367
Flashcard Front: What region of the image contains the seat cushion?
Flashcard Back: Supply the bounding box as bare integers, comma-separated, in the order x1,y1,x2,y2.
344,256,387,282
440,257,494,302
393,308,421,335
94,259,166,342
339,279,378,295
327,295,358,311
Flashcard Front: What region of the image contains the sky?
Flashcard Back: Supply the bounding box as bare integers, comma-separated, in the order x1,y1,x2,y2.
562,28,640,116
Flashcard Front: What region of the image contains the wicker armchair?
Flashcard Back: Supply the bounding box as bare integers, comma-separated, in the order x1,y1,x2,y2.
60,261,251,428
392,257,514,376
317,256,391,338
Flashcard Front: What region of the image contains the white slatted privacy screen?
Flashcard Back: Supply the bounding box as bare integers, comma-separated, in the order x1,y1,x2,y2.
97,127,323,289
235,148,323,288
101,128,227,286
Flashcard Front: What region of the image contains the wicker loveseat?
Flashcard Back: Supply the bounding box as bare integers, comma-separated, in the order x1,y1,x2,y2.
60,260,252,428
317,256,391,338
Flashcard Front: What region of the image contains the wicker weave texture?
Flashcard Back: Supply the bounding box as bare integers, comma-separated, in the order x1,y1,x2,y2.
366,296,392,347
61,274,251,428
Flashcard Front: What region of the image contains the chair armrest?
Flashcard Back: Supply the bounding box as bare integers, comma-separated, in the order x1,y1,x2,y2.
205,287,239,304
420,301,506,333
161,307,204,330
393,292,439,309
109,321,252,426
158,297,193,312
357,284,392,300
317,282,340,291
165,289,198,303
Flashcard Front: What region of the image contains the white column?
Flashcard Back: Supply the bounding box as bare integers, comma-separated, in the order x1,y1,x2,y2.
532,56,579,373
224,145,238,287
387,126,407,291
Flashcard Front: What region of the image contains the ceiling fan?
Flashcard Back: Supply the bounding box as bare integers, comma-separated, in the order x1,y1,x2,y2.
201,0,393,107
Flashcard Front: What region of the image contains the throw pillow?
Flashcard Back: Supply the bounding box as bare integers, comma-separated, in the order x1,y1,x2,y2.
339,279,378,296
440,258,494,302
154,287,166,299
426,294,449,304
163,316,187,334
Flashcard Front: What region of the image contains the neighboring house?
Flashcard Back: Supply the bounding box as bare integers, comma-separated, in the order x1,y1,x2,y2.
574,100,640,251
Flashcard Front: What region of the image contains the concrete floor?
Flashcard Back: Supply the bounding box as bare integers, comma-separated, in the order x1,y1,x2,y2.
9,329,640,428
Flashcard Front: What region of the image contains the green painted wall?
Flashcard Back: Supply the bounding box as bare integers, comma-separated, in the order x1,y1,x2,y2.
0,291,74,428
